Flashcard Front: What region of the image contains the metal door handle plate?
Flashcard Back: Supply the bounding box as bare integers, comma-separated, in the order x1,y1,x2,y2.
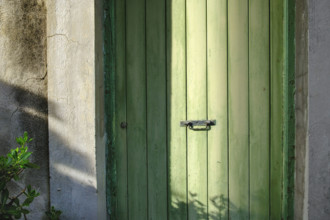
180,120,216,130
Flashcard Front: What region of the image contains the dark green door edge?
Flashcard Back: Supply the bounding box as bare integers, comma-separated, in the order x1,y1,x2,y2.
103,0,116,217
283,0,296,219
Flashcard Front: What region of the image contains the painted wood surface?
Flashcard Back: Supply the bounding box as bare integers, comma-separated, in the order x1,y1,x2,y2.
270,0,285,219
228,0,249,218
104,0,116,216
111,0,289,219
126,0,148,218
146,0,167,218
115,0,128,219
249,0,270,219
167,0,188,219
207,0,228,219
186,0,208,219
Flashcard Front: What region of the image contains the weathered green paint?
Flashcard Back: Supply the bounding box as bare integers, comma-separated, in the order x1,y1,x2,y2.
186,0,207,219
249,0,270,219
282,0,289,218
167,0,187,219
103,0,116,216
146,0,167,218
207,0,228,219
115,0,128,218
126,0,148,218
105,0,295,219
270,0,285,219
228,0,249,219
285,0,296,219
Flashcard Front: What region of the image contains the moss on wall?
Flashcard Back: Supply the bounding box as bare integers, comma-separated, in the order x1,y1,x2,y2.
0,0,46,73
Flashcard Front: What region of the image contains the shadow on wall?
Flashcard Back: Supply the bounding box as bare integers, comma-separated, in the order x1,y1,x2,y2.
0,80,50,170
0,79,49,219
0,80,97,219
48,130,99,219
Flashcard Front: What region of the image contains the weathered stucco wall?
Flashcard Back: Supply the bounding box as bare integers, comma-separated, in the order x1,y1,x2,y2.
47,0,106,219
0,0,49,219
308,0,330,219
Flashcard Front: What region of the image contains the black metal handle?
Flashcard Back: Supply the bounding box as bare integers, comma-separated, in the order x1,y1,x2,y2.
180,120,216,130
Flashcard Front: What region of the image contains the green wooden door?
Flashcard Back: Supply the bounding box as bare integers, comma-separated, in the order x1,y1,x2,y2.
109,0,290,219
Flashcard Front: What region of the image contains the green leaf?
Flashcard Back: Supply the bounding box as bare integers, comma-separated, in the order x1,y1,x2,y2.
13,175,19,181
7,153,13,159
16,138,24,146
45,206,62,219
27,188,39,198
12,151,18,160
22,197,34,206
25,163,39,169
6,207,19,214
1,188,9,205
5,157,12,166
13,198,19,206
21,208,29,214
23,132,28,142
0,181,6,191
20,152,32,161
13,212,21,219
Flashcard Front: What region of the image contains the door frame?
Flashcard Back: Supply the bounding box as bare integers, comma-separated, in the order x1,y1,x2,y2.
103,0,296,218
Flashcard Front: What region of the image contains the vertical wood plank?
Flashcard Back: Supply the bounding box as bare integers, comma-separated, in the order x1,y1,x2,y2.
228,0,249,219
249,0,270,219
207,0,228,219
167,0,188,218
186,0,207,218
126,0,147,218
115,0,128,218
270,0,284,219
146,0,167,219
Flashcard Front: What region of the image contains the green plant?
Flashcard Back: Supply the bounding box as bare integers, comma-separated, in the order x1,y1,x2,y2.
0,132,40,219
45,206,62,220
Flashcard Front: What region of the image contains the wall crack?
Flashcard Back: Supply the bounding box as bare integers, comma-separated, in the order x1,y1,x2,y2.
25,71,47,83
47,33,81,45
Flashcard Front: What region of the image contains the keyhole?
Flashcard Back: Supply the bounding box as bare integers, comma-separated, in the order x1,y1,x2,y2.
120,122,128,129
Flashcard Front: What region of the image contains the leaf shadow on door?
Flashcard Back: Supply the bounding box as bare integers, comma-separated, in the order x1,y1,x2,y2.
170,192,250,219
